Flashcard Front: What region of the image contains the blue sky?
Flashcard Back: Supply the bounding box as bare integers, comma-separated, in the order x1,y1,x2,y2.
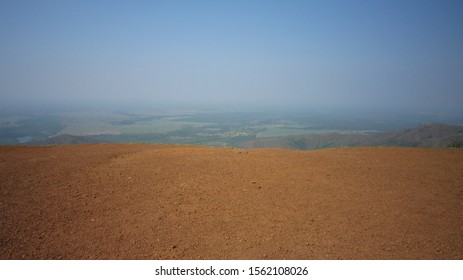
1,0,462,114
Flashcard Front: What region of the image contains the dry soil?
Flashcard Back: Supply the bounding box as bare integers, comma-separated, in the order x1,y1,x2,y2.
1,144,462,259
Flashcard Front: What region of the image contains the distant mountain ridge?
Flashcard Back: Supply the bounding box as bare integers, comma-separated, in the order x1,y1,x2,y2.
239,123,463,150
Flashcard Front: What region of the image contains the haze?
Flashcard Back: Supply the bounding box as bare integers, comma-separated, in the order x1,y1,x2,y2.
1,0,462,116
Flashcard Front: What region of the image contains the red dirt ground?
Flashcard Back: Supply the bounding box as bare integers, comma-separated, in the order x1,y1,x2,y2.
1,144,462,259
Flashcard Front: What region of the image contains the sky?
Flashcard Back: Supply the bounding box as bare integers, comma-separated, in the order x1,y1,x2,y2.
1,0,462,115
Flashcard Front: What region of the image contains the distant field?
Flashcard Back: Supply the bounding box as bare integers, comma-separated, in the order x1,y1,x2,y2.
255,125,378,138
256,127,316,138
59,118,211,136
116,120,211,134
0,107,454,146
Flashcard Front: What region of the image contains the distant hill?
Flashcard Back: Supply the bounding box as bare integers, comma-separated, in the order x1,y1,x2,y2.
27,134,112,146
239,123,463,150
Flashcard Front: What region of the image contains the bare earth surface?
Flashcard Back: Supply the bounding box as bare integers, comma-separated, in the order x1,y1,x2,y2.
1,144,462,259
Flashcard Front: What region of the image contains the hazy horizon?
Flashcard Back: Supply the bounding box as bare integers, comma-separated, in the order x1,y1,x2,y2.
1,0,462,117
